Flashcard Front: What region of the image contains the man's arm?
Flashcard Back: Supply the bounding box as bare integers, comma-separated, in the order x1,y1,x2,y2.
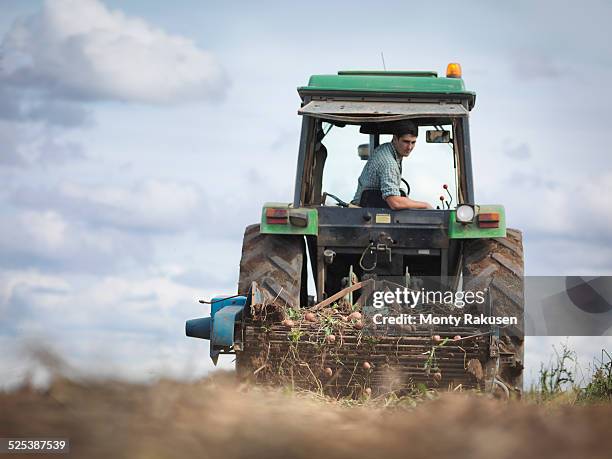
378,153,432,210
385,195,433,210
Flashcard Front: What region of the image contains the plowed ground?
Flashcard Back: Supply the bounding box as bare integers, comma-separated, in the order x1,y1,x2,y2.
1,372,611,459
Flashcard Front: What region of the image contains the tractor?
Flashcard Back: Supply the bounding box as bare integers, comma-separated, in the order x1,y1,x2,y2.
187,64,524,398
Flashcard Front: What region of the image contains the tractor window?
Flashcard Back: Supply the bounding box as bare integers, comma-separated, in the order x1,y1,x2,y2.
320,122,458,209
319,124,366,204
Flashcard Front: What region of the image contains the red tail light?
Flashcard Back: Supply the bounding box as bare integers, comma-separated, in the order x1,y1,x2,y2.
266,208,288,224
478,212,500,228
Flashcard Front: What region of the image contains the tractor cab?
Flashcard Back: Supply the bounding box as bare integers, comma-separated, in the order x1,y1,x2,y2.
294,66,475,211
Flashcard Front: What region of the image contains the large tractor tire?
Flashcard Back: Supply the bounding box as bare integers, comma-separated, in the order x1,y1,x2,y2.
237,224,306,310
236,224,306,378
462,228,525,397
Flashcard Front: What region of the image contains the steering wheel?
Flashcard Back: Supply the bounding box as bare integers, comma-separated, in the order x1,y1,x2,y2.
401,178,411,196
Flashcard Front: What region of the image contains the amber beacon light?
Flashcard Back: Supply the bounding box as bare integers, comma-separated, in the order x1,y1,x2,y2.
446,62,462,78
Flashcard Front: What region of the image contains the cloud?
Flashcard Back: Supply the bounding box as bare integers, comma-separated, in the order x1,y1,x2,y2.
0,0,228,171
504,170,558,190
511,49,562,80
24,99,92,127
0,122,25,167
0,268,227,388
0,269,71,319
0,86,92,127
0,0,228,104
524,237,612,275
11,179,206,233
503,142,532,160
0,120,86,167
504,169,612,239
0,209,153,273
490,160,612,274
0,178,222,274
0,270,199,335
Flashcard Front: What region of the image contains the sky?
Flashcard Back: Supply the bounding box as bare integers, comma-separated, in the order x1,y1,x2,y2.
0,0,611,389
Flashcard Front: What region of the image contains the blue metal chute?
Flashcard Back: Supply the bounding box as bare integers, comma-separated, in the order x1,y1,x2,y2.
211,305,244,347
185,317,211,339
186,295,246,364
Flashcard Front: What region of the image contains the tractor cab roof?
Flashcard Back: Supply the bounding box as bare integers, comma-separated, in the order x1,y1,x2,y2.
297,69,476,113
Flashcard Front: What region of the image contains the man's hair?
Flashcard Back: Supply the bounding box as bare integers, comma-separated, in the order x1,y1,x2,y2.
391,120,418,137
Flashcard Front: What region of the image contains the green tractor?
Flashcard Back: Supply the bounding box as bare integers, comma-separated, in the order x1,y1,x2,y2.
187,64,524,398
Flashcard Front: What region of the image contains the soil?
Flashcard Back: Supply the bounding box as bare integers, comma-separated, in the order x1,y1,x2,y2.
2,371,611,459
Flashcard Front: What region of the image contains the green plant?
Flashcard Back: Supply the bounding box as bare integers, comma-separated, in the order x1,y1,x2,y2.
288,328,303,344
423,338,449,374
538,342,577,398
287,308,300,320
579,350,611,403
320,314,338,337
362,335,380,347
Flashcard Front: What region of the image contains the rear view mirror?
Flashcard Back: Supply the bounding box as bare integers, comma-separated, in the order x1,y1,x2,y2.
426,130,451,143
358,144,369,160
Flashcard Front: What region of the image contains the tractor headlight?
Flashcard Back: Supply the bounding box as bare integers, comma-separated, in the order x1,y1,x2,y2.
456,205,475,223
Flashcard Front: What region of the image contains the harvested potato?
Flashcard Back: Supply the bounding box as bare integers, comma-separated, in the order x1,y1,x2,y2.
304,312,317,322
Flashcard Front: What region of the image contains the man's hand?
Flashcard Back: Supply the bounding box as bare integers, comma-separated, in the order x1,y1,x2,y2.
385,195,433,210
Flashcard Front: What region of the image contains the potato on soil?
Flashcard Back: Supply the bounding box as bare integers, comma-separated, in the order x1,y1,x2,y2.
353,320,364,330
281,319,295,327
432,334,442,343
433,372,442,382
362,361,371,370
323,367,333,377
326,334,336,344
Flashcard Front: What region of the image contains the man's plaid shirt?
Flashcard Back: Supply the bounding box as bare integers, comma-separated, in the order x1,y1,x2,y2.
352,142,403,203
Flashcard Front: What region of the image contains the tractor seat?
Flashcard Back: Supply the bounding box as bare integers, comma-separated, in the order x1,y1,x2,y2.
358,189,406,208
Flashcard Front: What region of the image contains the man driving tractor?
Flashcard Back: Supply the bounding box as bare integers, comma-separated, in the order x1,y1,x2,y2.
352,120,433,210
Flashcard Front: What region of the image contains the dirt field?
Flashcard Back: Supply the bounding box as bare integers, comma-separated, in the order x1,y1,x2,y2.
1,371,611,459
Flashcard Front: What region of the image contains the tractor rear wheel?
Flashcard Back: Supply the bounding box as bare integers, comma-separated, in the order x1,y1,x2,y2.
236,224,306,378
237,224,306,308
462,228,525,397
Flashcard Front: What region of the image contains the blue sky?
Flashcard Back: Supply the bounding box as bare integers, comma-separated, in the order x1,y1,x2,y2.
1,0,611,388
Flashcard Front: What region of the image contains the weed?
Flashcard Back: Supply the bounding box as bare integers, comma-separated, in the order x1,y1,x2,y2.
286,308,300,321
319,314,339,337
527,343,611,405
423,338,449,374
538,342,576,398
288,329,303,344
579,350,611,403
